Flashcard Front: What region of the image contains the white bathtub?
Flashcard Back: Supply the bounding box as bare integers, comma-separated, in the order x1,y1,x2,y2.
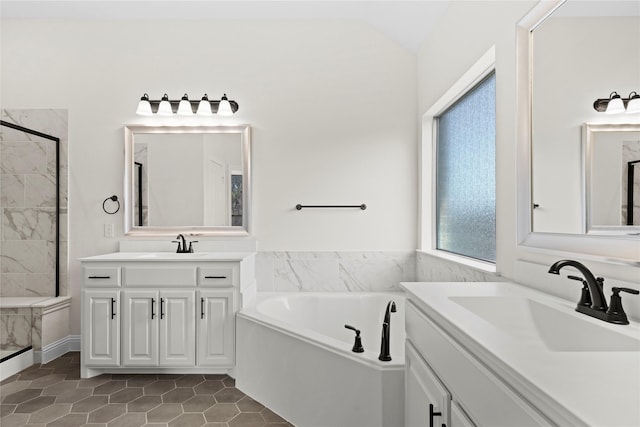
236,292,405,427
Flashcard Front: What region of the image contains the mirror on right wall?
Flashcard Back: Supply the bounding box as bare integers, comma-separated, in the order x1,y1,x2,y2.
516,0,640,263
531,0,640,235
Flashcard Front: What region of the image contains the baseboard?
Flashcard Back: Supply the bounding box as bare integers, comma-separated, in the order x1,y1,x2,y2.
0,348,34,381
35,335,81,364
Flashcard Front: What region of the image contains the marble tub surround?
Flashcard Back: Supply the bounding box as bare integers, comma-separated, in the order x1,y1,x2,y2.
416,250,504,283
256,251,416,292
0,297,71,364
0,109,69,298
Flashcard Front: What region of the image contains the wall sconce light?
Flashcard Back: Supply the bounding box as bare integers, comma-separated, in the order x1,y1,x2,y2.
136,93,239,116
593,91,640,114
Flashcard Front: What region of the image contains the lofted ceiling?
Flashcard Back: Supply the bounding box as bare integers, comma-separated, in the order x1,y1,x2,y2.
0,0,452,52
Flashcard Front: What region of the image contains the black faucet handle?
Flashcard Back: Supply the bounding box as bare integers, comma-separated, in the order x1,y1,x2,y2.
172,240,182,253
567,275,592,307
344,325,364,353
188,241,198,253
614,287,640,295
605,287,639,325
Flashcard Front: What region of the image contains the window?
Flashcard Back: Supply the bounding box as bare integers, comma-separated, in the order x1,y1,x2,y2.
435,72,496,263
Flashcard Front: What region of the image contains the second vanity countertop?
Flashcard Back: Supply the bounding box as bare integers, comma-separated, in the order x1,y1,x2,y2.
401,281,640,427
79,251,256,262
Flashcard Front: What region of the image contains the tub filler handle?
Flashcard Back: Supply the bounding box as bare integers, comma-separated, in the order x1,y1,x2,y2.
344,324,364,353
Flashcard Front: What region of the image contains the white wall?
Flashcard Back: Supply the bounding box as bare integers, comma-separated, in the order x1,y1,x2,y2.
417,1,639,307
1,20,417,334
418,0,537,281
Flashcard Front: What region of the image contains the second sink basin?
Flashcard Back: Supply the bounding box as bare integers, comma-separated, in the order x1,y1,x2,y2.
450,296,640,352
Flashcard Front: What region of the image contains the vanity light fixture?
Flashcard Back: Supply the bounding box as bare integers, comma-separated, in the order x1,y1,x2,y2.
593,91,640,114
177,94,193,116
135,93,239,116
197,94,213,116
157,94,173,116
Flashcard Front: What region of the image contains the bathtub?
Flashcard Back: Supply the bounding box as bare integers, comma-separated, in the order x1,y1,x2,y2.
236,292,405,427
0,296,72,381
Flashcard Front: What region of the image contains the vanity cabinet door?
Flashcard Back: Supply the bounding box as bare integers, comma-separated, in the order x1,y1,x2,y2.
83,290,120,367
123,290,159,366
451,401,476,427
159,290,195,366
197,289,235,367
406,340,450,427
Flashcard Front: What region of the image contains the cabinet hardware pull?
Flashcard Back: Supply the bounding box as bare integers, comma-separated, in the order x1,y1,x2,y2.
429,403,444,427
89,275,111,279
151,298,156,319
204,276,227,279
160,298,165,319
111,298,116,319
201,297,205,319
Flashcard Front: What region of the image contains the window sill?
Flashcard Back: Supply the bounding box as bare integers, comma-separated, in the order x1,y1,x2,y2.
417,249,497,274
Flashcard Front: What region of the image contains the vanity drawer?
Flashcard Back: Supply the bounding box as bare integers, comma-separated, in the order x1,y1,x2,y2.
83,266,121,287
198,265,237,287
406,302,553,427
124,266,196,287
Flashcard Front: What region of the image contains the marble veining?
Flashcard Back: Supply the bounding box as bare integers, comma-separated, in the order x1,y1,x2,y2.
257,251,415,292
1,109,68,301
416,251,503,282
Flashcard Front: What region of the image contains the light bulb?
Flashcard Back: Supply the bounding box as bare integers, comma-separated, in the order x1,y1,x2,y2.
197,94,213,116
157,94,173,115
605,92,625,114
217,94,233,116
136,93,153,116
626,92,640,114
177,94,193,115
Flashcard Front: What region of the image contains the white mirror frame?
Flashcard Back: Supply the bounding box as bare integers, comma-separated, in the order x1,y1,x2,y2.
584,123,640,236
516,0,640,266
123,124,251,237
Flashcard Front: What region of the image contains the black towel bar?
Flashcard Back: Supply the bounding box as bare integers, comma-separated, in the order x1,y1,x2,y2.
296,204,366,210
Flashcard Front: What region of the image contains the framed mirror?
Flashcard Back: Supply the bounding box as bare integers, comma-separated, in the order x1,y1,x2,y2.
584,123,640,235
124,124,251,236
516,0,640,263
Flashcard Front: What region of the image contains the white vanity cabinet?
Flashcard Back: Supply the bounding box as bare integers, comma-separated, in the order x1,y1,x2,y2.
83,290,120,367
122,289,195,367
405,300,553,427
80,252,255,378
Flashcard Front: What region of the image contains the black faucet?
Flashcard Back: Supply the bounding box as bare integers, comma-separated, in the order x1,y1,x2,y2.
378,301,396,362
548,259,638,324
173,234,194,253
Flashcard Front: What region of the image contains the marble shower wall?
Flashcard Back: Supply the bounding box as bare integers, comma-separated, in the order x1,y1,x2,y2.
0,109,68,297
256,251,416,292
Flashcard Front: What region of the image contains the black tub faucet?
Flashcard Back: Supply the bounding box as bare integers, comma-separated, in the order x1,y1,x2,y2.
378,301,396,362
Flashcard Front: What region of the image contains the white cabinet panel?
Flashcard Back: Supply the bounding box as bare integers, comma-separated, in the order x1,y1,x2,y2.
406,341,450,427
83,290,120,367
451,401,476,427
123,290,158,366
159,290,195,366
198,289,235,366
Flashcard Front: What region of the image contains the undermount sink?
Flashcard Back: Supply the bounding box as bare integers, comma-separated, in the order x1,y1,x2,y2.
134,252,211,259
450,296,640,352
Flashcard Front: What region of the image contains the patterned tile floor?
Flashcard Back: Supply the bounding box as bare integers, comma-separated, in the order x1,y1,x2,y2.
0,352,294,427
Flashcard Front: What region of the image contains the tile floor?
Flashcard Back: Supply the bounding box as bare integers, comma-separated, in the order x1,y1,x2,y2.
0,352,294,427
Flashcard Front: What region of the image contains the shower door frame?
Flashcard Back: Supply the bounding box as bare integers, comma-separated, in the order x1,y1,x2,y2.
0,119,61,297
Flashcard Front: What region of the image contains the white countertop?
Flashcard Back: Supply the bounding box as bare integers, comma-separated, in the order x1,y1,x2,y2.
401,281,640,427
79,251,256,262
